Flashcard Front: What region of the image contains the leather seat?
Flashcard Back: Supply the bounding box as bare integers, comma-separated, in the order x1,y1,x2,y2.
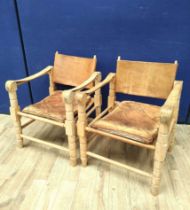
23,91,91,122
91,101,161,144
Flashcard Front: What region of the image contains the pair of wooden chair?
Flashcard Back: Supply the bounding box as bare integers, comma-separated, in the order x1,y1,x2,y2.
6,52,183,195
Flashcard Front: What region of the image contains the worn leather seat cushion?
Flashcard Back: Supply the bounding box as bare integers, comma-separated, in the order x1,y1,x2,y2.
23,91,90,122
91,101,160,144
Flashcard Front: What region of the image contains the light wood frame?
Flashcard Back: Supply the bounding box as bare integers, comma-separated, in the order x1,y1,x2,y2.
76,58,183,195
5,56,102,166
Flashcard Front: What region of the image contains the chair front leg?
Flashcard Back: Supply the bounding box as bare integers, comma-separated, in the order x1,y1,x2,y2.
6,81,23,147
168,102,180,152
78,132,88,166
11,107,23,148
168,125,176,152
151,155,164,196
64,91,77,166
67,131,77,166
77,93,88,166
151,129,169,195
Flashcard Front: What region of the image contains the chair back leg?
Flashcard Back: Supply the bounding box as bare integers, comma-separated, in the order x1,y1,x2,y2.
94,74,102,116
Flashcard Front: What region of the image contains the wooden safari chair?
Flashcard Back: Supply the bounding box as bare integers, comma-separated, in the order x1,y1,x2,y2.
5,52,102,166
76,57,183,195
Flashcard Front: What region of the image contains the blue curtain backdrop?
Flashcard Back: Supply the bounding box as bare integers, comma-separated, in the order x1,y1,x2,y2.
0,0,190,123
0,0,31,112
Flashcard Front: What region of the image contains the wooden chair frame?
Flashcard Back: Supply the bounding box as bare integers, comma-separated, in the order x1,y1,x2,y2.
76,60,183,195
5,62,102,166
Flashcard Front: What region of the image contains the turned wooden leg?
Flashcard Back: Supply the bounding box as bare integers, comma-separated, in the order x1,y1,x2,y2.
10,107,23,147
48,69,55,95
151,137,168,196
77,92,88,166
64,91,77,166
6,81,23,148
108,75,116,110
14,114,23,148
168,125,177,152
95,73,102,117
68,135,77,166
151,80,182,195
78,115,88,166
151,159,163,196
79,135,88,166
95,107,101,117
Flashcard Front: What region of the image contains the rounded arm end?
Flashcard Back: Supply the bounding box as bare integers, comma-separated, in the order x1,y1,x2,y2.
5,80,17,92
63,90,75,104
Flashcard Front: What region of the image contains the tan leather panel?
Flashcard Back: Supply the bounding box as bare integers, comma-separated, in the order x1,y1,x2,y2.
23,91,92,122
116,60,177,99
92,101,160,144
53,53,96,87
23,91,72,122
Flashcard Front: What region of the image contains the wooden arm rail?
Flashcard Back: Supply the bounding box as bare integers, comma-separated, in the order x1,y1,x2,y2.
163,81,183,110
160,81,183,125
63,72,101,103
69,71,101,92
160,106,173,125
5,66,53,92
84,73,115,95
